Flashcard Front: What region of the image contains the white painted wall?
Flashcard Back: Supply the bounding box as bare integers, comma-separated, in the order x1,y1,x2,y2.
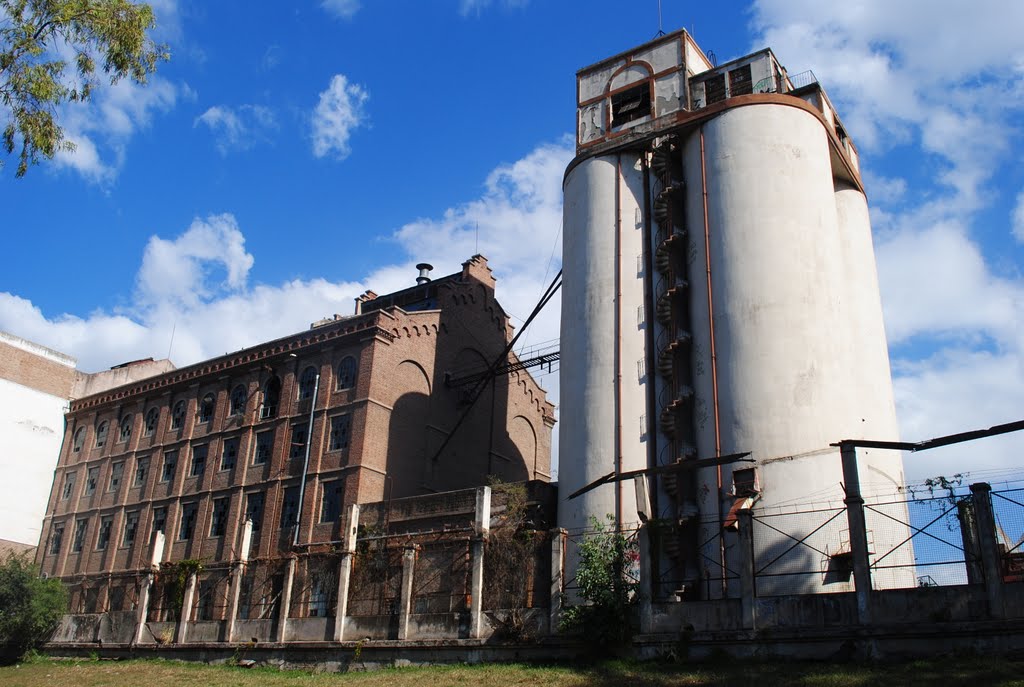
0,378,67,544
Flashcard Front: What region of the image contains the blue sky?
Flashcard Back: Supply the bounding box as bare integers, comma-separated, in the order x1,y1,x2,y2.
2,0,1023,485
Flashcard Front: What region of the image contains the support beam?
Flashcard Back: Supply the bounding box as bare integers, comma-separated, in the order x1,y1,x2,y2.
397,544,418,640
840,443,872,625
333,504,360,642
469,487,491,639
737,509,756,630
549,528,566,634
175,571,198,644
971,482,1005,618
275,557,296,643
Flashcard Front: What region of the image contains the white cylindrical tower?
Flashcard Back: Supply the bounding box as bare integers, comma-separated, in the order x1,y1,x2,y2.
560,153,649,541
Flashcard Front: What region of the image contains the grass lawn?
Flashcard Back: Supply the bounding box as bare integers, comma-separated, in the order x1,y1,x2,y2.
2,656,1024,687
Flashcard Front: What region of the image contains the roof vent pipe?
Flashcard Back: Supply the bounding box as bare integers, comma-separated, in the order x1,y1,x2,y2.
415,263,433,285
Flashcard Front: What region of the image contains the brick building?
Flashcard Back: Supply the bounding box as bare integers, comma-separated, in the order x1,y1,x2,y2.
34,256,555,611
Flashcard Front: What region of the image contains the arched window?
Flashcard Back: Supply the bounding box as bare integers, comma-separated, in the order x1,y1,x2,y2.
198,394,215,424
336,356,357,391
171,401,186,430
229,385,248,416
72,427,86,453
95,421,108,448
298,366,318,400
118,415,132,443
261,377,281,420
144,407,159,436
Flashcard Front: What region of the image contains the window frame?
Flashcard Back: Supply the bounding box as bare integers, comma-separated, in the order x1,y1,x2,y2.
336,356,357,391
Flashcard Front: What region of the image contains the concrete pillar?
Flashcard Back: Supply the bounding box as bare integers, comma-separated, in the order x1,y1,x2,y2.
840,443,872,624
970,482,1005,618
549,528,566,635
132,573,154,645
275,557,297,643
225,519,253,643
958,500,985,585
397,544,418,641
333,504,360,642
468,487,491,639
175,571,198,644
737,509,756,630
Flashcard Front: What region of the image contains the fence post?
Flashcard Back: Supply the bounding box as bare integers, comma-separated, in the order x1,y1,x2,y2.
397,544,419,640
225,519,252,643
469,486,491,639
549,528,566,635
132,573,154,645
333,504,360,642
737,508,756,630
970,482,1005,618
175,571,198,644
275,556,296,643
840,442,873,625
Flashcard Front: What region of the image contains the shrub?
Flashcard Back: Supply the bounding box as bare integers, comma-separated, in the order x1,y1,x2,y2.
559,515,639,650
0,553,67,663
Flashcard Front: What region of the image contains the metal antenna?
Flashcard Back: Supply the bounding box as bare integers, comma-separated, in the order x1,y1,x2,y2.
656,0,665,36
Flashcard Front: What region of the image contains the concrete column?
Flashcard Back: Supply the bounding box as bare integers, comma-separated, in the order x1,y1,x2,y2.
132,573,154,645
397,544,418,641
549,528,566,635
468,487,491,639
175,571,198,644
970,482,1005,618
275,557,297,643
840,443,872,624
225,520,252,643
958,500,985,585
225,563,245,643
737,509,756,630
333,504,360,642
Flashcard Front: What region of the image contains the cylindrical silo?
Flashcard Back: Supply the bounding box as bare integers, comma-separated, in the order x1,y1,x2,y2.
559,152,650,544
683,104,863,596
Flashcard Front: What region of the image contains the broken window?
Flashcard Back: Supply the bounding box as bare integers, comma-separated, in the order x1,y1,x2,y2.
611,83,652,128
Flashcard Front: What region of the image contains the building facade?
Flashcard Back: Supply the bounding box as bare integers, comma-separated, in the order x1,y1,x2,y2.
558,30,913,598
35,256,554,611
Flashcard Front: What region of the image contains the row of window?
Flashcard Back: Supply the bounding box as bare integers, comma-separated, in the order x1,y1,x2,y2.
69,358,360,453
50,479,347,556
60,415,353,501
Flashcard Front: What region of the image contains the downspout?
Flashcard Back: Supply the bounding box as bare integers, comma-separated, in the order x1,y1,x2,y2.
614,154,623,530
293,373,320,547
699,127,727,594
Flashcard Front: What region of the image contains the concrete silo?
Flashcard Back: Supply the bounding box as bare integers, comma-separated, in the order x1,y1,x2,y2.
558,29,914,600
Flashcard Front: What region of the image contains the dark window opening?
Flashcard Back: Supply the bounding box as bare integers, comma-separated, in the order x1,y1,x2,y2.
230,385,247,416
198,394,215,424
611,83,652,128
179,503,198,540
261,377,281,420
221,438,239,470
329,414,351,451
152,506,167,534
210,498,229,537
728,64,753,96
123,512,139,546
190,445,207,477
253,430,274,465
171,401,186,430
704,73,726,105
289,423,308,460
336,357,357,390
144,408,159,435
280,486,300,529
245,492,265,533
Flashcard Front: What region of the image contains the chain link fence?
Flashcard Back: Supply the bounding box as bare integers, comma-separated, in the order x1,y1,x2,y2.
752,506,849,597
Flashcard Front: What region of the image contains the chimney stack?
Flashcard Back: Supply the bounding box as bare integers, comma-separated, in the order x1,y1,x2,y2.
415,263,433,285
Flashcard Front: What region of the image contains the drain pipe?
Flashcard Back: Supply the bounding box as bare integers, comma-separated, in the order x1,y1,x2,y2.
699,128,727,594
293,372,320,547
614,154,624,531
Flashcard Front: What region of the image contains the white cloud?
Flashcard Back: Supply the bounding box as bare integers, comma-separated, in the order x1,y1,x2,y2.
458,0,529,17
0,139,571,403
320,0,360,20
1013,190,1024,243
751,1,1024,483
194,104,277,154
136,214,255,309
53,75,179,183
311,74,369,160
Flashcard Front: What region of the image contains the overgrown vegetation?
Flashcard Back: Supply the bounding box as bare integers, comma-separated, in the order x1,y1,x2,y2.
0,553,67,663
559,515,639,650
483,480,540,640
157,559,203,621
